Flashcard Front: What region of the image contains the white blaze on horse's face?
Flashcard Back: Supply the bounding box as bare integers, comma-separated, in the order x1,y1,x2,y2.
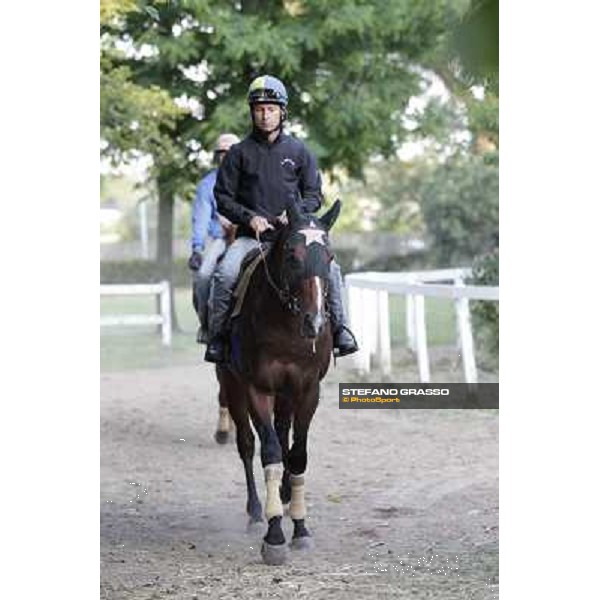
314,277,323,313
301,276,326,339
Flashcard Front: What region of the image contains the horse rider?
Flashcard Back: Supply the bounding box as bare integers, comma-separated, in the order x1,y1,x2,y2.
204,74,359,363
188,132,240,344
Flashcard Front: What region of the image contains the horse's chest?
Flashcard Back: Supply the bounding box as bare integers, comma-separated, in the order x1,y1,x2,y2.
250,352,319,389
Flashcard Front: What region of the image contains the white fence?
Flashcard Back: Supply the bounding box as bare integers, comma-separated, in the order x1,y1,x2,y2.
100,281,172,346
345,269,499,383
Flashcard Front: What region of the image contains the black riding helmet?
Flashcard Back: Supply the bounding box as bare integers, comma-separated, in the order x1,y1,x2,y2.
247,75,288,132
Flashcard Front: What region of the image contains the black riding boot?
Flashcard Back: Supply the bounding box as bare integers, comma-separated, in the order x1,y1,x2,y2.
327,262,359,357
197,314,209,345
192,278,209,344
204,273,230,363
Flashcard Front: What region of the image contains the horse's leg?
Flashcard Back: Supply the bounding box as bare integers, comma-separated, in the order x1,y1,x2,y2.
288,380,319,551
236,419,263,527
214,365,232,444
274,391,293,505
222,372,263,526
247,385,287,566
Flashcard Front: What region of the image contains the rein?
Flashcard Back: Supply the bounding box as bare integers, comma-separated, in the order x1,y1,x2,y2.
257,238,301,314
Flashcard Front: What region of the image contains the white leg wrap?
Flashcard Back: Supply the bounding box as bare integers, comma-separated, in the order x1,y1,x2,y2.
289,473,306,520
218,407,230,432
264,463,284,520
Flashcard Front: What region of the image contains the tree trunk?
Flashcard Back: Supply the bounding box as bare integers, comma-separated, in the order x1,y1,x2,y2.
156,175,180,332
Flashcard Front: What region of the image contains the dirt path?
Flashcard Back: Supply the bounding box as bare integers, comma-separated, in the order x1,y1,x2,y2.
101,362,498,599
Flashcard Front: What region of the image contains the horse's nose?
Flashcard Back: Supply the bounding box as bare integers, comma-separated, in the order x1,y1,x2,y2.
303,313,324,338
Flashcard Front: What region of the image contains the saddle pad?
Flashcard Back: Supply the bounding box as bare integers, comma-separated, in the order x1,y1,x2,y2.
231,249,264,318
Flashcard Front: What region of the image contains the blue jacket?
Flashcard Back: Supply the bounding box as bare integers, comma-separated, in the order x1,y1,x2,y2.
190,169,224,252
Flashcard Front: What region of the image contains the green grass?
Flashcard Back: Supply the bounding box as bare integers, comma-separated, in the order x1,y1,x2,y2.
389,294,456,346
101,288,201,371
100,288,458,372
101,288,198,329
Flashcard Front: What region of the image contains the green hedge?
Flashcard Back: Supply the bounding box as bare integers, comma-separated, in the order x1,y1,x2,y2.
100,259,193,286
468,249,499,370
101,251,430,286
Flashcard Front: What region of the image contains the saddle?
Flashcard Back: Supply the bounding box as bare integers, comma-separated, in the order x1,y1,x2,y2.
223,245,269,373
230,245,268,319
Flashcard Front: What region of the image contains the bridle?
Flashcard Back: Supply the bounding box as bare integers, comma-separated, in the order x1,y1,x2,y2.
257,241,302,314
257,230,330,316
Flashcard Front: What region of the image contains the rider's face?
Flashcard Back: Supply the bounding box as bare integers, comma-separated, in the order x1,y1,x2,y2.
252,103,282,132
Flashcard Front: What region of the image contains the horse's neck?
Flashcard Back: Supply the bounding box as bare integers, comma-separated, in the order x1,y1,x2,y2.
246,256,290,326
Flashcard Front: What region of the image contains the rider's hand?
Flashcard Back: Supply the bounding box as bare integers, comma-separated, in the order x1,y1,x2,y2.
187,251,203,271
249,216,274,236
218,215,233,230
277,211,288,226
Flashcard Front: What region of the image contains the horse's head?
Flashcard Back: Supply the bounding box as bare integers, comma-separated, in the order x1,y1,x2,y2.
274,199,342,339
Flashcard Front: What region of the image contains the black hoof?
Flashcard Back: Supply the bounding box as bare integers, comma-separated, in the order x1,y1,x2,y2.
214,430,229,445
290,535,315,551
261,541,288,565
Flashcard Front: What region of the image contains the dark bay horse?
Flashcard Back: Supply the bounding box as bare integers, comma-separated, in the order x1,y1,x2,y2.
217,199,342,565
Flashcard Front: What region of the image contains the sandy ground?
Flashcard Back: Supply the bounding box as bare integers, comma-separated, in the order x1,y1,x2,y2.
101,360,498,599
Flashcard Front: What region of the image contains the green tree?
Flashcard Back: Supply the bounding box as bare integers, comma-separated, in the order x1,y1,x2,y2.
360,0,499,259
450,0,498,91
100,0,476,322
101,1,182,162
334,149,497,266
469,248,499,369
415,0,499,161
419,153,498,265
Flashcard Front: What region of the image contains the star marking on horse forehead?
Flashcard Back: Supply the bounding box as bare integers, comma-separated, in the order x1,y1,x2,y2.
298,226,326,246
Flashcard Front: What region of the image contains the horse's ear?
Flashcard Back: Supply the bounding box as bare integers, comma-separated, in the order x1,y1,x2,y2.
319,199,342,231
286,197,303,227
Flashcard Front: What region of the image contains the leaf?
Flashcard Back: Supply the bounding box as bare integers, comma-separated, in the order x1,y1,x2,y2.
143,5,160,21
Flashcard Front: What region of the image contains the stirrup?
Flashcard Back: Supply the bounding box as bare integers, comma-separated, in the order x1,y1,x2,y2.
204,338,225,363
333,325,359,357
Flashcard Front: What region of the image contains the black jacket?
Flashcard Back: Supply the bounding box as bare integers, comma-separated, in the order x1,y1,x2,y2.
214,131,323,240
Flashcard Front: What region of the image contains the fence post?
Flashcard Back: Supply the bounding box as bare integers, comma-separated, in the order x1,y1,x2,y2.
160,281,172,346
376,290,391,376
454,275,464,352
348,283,370,373
364,288,378,369
454,281,477,383
405,293,416,353
414,294,430,383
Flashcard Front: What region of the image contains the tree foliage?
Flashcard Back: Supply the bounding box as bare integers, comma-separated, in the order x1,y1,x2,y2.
469,248,499,368
336,150,498,266
100,0,499,323
450,0,498,91
419,153,498,265
418,0,499,159
101,0,473,186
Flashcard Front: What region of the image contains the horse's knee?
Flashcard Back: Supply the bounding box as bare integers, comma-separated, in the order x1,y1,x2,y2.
260,436,283,466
